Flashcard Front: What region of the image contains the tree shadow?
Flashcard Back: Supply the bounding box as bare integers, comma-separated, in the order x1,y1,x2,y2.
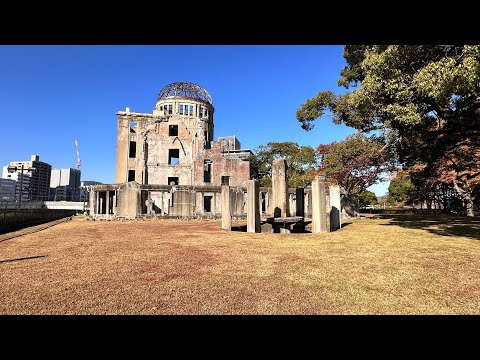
0,255,47,264
380,215,480,241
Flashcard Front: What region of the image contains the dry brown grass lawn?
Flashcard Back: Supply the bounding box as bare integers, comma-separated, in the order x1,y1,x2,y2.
1,215,479,314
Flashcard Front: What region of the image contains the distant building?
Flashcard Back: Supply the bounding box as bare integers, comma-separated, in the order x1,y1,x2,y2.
114,82,251,187
7,155,51,201
81,180,104,187
90,82,252,219
218,135,241,151
50,168,81,201
2,165,32,202
0,178,16,202
218,135,252,160
80,180,103,202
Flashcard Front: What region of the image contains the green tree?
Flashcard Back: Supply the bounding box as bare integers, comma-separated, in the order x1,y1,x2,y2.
387,171,416,205
358,190,378,208
249,142,316,188
297,45,480,216
317,132,390,195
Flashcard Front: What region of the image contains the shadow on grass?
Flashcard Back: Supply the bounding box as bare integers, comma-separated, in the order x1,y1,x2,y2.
341,222,352,229
0,255,47,264
232,221,313,234
231,225,247,232
380,215,480,241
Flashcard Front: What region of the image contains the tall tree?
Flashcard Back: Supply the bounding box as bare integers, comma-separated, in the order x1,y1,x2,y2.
297,45,480,216
387,170,416,205
358,190,378,208
317,132,390,195
249,142,317,188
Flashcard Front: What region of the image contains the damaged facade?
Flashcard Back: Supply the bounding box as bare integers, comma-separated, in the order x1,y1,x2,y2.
89,82,355,221
90,82,252,219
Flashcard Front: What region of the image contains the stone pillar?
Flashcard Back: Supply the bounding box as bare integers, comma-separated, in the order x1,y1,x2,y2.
247,180,260,233
146,191,152,215
258,190,263,216
115,117,129,184
289,193,294,216
268,188,274,215
106,190,110,215
272,159,288,217
306,190,312,218
329,184,341,232
89,189,96,215
311,175,327,233
100,196,104,215
164,192,170,215
221,185,231,230
212,192,216,216
96,192,100,214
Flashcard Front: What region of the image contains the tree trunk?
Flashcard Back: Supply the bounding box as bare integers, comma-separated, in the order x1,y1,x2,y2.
452,181,475,217
465,196,475,217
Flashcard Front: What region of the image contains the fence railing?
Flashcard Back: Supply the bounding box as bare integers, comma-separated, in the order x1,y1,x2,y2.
0,208,78,233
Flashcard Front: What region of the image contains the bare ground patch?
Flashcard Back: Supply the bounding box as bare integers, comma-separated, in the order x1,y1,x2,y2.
0,216,479,314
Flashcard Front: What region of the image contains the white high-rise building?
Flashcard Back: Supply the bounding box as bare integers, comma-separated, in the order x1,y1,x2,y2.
50,168,81,201
2,165,31,202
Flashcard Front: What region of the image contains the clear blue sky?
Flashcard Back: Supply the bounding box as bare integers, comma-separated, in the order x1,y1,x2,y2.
0,45,389,196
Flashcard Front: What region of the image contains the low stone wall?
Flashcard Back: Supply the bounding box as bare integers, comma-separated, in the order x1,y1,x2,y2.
0,209,77,233
91,213,247,221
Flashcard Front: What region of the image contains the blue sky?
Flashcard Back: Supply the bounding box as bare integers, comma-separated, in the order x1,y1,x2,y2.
0,45,389,196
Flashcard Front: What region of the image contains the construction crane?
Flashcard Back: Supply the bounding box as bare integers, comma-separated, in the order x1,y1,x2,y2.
75,138,81,169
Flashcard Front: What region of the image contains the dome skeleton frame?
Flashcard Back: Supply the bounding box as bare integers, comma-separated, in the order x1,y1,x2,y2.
156,82,213,106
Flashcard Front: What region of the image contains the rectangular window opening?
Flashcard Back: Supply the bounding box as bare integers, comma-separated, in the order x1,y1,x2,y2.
189,105,193,116
179,104,184,115
130,122,137,133
221,176,230,186
168,104,173,115
129,141,136,158
169,124,178,137
168,177,179,186
99,191,107,214
109,191,115,214
204,195,212,213
168,149,180,165
128,170,135,182
204,161,212,183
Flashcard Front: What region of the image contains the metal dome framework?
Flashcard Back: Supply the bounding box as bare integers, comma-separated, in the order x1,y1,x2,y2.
156,82,213,106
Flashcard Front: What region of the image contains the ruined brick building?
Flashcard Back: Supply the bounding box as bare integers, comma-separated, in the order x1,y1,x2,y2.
90,82,252,219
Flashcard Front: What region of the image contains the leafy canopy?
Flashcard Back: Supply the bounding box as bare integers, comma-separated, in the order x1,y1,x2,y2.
317,132,390,195
358,190,378,207
249,142,316,188
297,45,480,215
387,170,416,205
